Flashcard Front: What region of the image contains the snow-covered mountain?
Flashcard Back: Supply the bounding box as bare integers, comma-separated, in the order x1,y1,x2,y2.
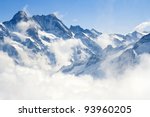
0,11,150,78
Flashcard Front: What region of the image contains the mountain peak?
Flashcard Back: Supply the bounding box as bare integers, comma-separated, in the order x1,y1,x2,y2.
32,13,72,39
33,14,58,21
16,10,27,16
12,10,29,22
3,10,30,31
48,14,57,18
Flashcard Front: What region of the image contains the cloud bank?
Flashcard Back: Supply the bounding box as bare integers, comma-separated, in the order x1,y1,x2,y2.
0,51,150,100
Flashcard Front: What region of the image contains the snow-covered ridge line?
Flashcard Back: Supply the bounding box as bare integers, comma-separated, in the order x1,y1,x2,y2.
0,10,150,77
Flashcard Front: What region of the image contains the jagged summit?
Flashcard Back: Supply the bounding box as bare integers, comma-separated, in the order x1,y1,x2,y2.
3,11,29,31
47,13,58,18
33,13,58,20
32,14,72,39
70,25,84,33
6,10,29,23
13,11,28,20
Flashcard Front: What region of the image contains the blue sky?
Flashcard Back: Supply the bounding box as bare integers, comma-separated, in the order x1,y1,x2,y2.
0,0,150,34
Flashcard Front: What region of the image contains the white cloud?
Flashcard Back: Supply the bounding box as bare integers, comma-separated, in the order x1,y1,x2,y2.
16,20,38,34
49,39,85,67
0,51,150,99
96,33,116,49
134,21,150,32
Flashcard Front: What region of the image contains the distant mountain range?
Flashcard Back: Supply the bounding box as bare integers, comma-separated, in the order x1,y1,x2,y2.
0,11,150,78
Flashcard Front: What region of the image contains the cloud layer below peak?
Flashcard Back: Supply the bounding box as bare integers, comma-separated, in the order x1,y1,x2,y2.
0,52,150,100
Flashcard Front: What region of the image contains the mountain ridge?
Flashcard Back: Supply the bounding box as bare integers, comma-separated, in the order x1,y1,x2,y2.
0,10,150,77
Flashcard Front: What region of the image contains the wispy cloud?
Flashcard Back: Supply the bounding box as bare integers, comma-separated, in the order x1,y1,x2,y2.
134,21,150,32
16,20,38,34
22,4,31,16
53,11,64,19
0,51,150,99
22,5,28,12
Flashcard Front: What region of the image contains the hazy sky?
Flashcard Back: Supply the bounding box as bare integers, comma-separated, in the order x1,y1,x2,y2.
0,0,150,34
